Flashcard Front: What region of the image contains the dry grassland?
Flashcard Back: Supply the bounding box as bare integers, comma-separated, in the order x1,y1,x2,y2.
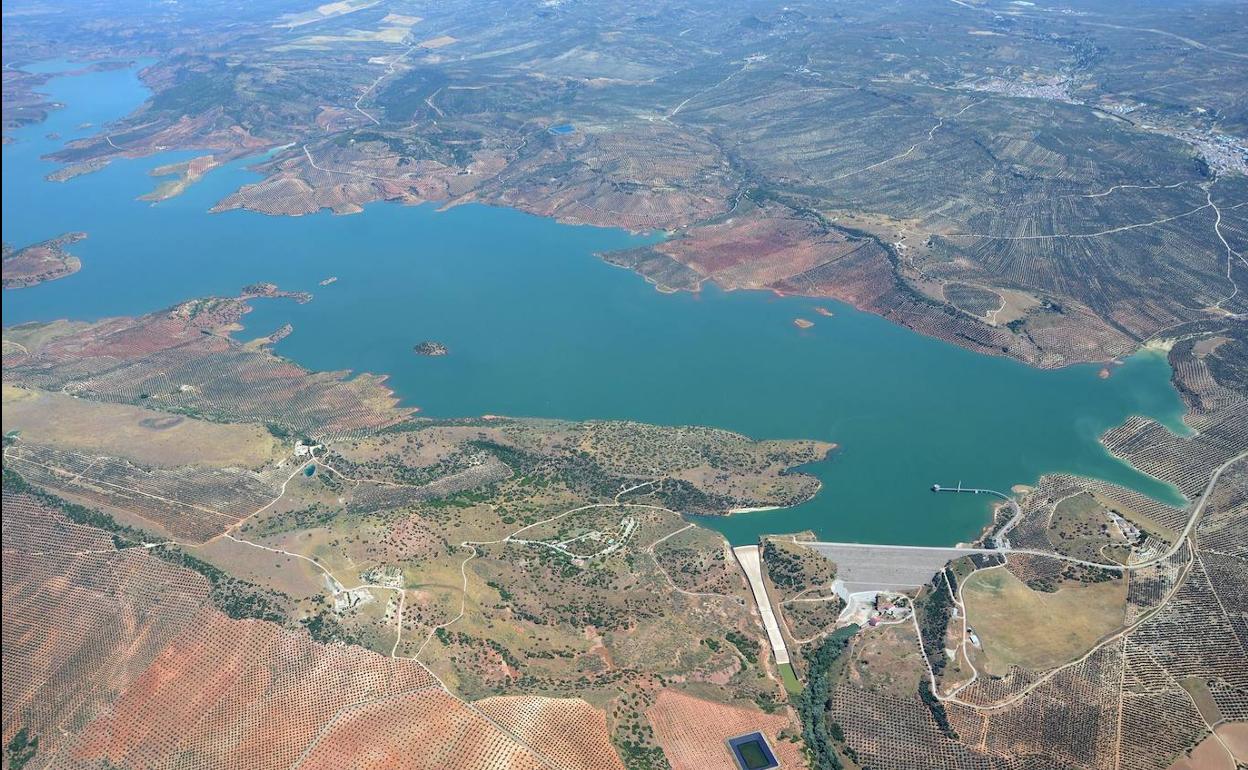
2,385,283,469
963,565,1128,676
419,35,457,49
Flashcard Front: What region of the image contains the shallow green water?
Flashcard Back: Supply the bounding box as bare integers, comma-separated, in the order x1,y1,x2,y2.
2,62,1191,546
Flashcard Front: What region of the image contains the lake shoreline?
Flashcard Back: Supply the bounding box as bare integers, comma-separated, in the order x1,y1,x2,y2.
2,59,1193,548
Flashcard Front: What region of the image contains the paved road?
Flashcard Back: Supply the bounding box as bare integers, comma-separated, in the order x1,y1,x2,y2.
732,545,791,665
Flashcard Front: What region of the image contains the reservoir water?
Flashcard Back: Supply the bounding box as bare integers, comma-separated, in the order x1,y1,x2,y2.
3,61,1191,546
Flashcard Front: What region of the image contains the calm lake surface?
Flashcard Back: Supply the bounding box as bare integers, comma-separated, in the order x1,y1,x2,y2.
2,62,1191,546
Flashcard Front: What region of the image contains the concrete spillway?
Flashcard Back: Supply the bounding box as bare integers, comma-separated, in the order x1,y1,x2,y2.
732,545,790,666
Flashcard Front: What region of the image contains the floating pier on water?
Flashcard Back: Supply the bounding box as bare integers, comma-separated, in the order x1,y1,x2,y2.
930,482,1010,500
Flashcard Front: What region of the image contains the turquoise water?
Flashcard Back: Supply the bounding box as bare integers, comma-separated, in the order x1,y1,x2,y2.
2,62,1191,546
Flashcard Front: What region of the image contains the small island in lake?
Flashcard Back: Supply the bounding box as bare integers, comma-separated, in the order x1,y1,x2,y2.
2,232,86,288
240,282,313,303
414,341,449,356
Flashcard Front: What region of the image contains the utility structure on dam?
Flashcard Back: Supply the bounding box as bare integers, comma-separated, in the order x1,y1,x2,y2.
931,481,1011,501
931,482,1022,547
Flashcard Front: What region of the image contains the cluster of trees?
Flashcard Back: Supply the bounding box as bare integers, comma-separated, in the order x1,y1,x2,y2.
301,610,360,645
919,678,958,740
151,545,290,623
796,625,858,769
725,630,760,665
917,571,956,676
5,729,37,770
